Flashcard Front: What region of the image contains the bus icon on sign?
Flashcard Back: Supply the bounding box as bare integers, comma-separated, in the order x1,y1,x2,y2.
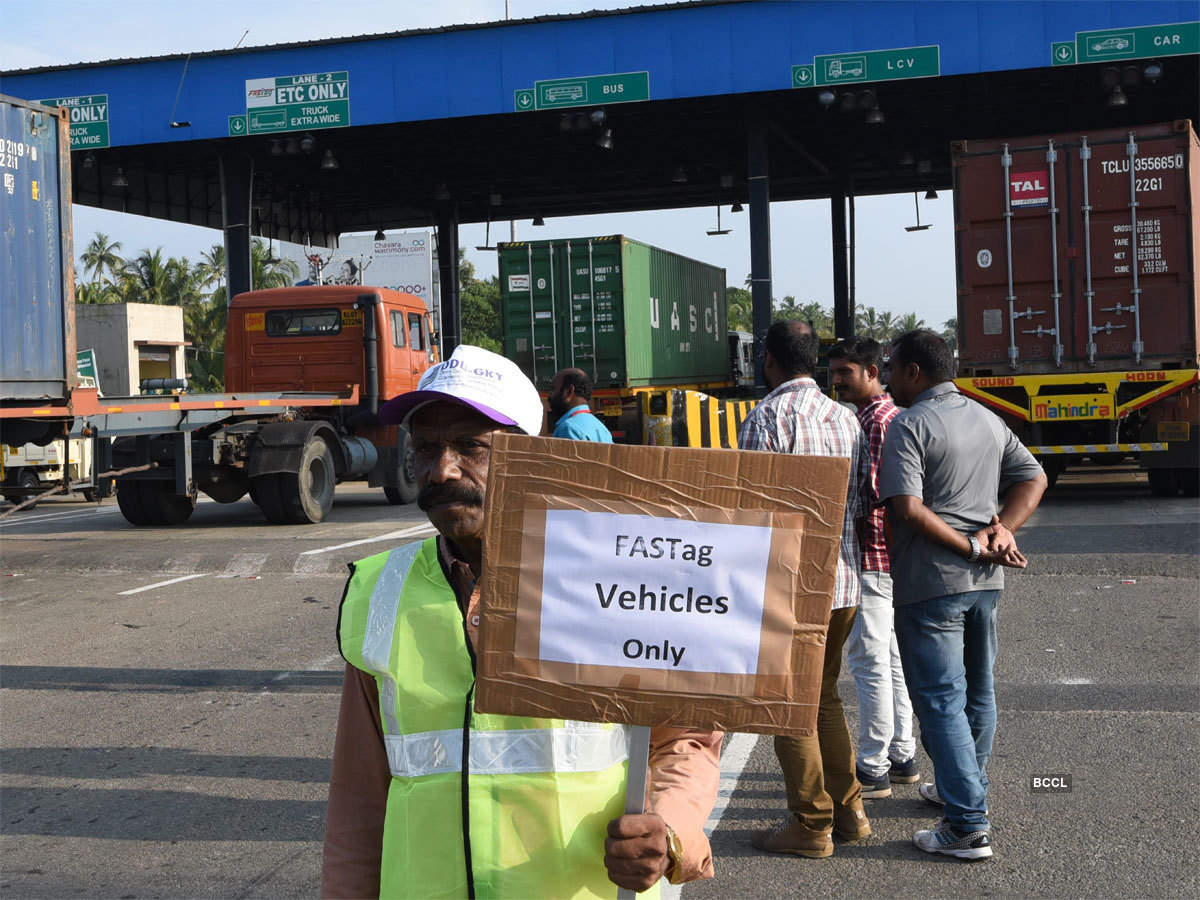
825,57,865,81
545,84,585,103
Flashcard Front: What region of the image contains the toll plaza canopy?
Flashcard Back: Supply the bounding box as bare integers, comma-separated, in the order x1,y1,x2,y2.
1,1,1196,350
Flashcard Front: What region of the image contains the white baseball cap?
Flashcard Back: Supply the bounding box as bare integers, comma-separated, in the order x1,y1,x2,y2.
378,344,544,436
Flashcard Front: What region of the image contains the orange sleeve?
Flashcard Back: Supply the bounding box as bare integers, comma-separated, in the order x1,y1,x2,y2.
321,664,390,899
646,727,723,883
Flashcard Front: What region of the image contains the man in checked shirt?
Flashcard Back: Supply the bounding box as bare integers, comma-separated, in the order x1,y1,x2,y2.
740,320,872,859
829,337,920,801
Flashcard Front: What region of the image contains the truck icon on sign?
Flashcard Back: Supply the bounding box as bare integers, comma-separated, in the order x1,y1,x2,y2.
826,57,865,80
1091,36,1131,53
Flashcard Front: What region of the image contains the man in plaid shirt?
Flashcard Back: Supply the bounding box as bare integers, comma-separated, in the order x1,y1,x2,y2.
829,337,919,803
741,320,871,859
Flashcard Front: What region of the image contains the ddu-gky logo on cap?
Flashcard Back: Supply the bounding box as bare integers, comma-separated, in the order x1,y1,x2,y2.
1010,171,1050,209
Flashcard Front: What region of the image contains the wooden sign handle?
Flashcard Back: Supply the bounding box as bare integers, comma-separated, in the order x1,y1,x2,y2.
617,724,652,900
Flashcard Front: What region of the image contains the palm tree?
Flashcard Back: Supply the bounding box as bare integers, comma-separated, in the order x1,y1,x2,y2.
122,248,173,304
876,310,896,340
942,317,958,354
195,244,226,293
894,312,927,336
80,232,123,286
855,305,880,338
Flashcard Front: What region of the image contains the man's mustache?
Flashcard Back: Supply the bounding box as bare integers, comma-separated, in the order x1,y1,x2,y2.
417,483,485,510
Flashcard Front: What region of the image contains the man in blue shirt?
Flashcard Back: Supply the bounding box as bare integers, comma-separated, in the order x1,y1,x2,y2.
548,368,613,443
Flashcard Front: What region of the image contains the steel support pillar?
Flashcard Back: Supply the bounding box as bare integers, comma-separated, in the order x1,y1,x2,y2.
748,120,772,392
831,184,853,339
437,207,461,355
219,154,254,303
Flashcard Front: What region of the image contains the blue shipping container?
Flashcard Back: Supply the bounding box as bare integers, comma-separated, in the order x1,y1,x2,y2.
1,94,75,403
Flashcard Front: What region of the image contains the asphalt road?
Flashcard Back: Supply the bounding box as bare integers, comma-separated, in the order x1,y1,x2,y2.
1,471,1196,898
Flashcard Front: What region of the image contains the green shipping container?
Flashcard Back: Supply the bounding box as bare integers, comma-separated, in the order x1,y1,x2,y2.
498,236,729,392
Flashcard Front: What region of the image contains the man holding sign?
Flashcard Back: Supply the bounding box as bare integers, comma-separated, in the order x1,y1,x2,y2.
321,345,721,899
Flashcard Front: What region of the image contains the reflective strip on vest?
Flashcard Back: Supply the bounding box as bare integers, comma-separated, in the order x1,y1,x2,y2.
361,540,424,736
384,721,629,779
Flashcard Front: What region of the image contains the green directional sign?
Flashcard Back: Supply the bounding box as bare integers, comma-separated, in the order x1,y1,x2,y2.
1051,41,1076,66
514,89,535,112
791,64,815,88
1076,21,1198,63
532,72,649,110
76,348,97,381
814,45,939,86
37,95,110,150
235,71,350,137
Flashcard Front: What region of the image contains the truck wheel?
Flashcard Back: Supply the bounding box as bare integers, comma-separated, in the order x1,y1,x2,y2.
141,481,196,526
277,437,336,524
251,474,290,524
81,489,98,503
1148,468,1179,497
116,481,152,525
3,470,40,509
383,432,419,505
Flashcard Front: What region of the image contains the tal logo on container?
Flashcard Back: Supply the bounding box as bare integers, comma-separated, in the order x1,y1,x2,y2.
1010,170,1050,209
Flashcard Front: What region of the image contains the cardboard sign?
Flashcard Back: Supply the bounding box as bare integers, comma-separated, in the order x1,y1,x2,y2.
475,434,851,737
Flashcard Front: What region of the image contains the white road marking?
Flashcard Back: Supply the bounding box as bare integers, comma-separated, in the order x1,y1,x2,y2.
0,505,122,528
118,573,207,595
297,522,435,556
164,553,204,573
221,552,270,577
292,554,333,575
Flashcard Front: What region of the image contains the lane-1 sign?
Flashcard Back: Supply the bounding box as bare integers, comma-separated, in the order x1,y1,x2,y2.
37,95,110,150
232,71,350,136
1076,22,1198,63
813,45,939,86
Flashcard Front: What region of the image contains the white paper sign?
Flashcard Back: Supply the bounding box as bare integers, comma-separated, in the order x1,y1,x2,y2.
508,274,530,291
538,509,772,674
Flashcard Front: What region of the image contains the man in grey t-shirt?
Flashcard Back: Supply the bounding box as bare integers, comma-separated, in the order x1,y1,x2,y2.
878,330,1046,861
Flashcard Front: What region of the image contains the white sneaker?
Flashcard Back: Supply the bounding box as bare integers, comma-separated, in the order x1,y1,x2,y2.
913,821,993,860
918,782,944,806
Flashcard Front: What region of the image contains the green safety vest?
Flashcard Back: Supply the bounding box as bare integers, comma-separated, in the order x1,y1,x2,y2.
339,538,656,900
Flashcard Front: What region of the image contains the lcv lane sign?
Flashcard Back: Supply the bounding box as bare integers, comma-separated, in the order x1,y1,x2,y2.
37,95,110,149
813,45,939,86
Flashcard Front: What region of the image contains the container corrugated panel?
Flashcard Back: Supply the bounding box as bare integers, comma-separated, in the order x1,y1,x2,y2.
0,95,75,403
953,120,1198,375
499,236,727,390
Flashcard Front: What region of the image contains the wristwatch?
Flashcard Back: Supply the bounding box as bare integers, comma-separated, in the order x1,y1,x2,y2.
966,535,982,562
664,825,683,882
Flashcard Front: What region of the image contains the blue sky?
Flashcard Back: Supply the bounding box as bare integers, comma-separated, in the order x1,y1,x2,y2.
4,0,956,327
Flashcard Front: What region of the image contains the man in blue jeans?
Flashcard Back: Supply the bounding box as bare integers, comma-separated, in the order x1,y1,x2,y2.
878,330,1046,860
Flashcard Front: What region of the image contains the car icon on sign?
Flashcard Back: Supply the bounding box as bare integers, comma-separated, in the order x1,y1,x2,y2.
1091,37,1131,52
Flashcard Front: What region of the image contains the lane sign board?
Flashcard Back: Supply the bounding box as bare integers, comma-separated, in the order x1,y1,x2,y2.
514,89,535,112
1051,41,1077,65
814,45,939,86
232,71,350,136
36,95,110,150
1076,22,1198,63
791,64,815,88
532,71,649,110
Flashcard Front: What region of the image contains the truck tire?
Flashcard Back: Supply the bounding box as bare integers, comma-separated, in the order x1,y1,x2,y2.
3,470,40,509
140,481,196,526
81,488,98,503
251,474,291,524
1148,468,1179,497
116,481,152,525
383,431,419,505
274,437,336,524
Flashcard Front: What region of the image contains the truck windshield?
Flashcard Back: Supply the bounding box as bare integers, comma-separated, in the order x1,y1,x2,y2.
265,309,342,336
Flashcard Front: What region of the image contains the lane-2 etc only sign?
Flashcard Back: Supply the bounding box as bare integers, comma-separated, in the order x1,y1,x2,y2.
228,71,350,136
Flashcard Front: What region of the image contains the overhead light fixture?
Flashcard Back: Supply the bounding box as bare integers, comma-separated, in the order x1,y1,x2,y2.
572,112,589,132
905,191,932,232
111,167,129,189
532,216,545,226
299,133,315,154
720,174,734,189
1121,65,1141,87
270,140,283,156
817,89,836,108
730,202,744,213
559,114,574,133
1100,66,1121,88
706,205,731,236
589,108,607,127
671,165,688,184
489,192,503,206
82,151,96,169
925,188,939,200
865,107,885,125
917,159,933,176
285,137,300,156
374,229,386,241
1143,60,1163,83
857,89,878,110
898,151,915,166
320,149,339,170
594,128,614,150
839,92,857,112
1107,86,1129,107
434,183,451,201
